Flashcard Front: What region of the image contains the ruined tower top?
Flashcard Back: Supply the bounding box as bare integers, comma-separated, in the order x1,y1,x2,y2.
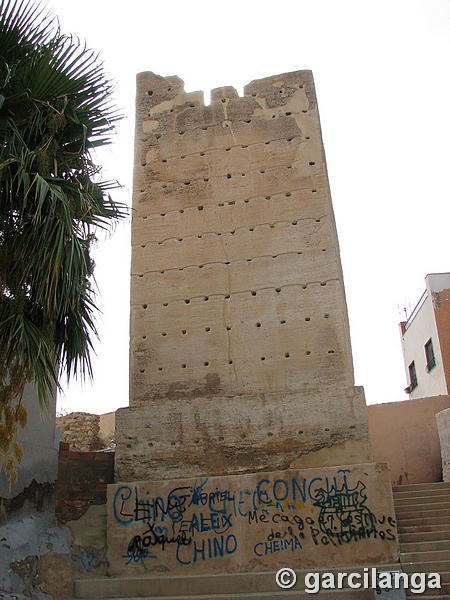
130,70,354,405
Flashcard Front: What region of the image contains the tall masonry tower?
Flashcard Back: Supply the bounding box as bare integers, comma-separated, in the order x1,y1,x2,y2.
130,70,353,402
106,72,398,579
116,70,372,481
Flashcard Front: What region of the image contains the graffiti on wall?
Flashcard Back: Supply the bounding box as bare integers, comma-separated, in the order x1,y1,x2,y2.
71,549,100,572
109,468,397,572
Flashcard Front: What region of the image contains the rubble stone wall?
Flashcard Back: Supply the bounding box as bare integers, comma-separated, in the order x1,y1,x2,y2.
56,412,101,451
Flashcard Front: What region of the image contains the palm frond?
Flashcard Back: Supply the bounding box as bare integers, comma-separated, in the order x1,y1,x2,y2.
0,0,128,477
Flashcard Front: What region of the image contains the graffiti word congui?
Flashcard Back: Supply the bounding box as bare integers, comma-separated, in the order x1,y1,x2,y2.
254,469,351,508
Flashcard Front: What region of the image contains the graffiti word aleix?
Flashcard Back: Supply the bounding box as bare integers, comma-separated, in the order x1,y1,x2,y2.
178,511,233,536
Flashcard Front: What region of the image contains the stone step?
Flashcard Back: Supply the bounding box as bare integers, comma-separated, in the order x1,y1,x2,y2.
411,572,449,585
394,488,450,499
401,561,450,574
405,583,450,599
406,597,450,600
400,523,450,534
400,530,450,543
398,516,450,528
74,565,399,599
395,507,450,521
395,484,450,493
398,574,450,597
406,590,450,600
401,550,450,564
395,494,450,506
75,587,450,600
396,502,450,512
391,478,448,600
405,582,450,596
85,592,377,600
393,483,450,493
422,582,450,598
405,593,450,600
400,539,450,553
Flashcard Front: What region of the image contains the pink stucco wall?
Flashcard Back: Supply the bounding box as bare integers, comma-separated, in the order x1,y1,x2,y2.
368,395,450,485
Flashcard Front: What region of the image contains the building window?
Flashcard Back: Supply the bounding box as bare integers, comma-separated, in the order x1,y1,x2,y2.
424,338,436,372
406,361,418,392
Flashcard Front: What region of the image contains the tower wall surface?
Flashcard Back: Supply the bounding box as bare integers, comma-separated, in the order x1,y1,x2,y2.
130,70,354,406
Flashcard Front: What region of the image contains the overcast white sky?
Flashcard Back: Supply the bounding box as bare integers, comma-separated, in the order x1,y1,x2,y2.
52,0,450,414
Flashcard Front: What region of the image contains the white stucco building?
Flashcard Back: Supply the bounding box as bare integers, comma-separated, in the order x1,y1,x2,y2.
400,273,450,399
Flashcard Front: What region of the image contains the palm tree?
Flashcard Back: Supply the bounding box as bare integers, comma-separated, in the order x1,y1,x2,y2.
0,0,127,480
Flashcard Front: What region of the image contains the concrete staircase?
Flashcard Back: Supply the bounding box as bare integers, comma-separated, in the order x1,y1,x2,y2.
74,566,399,600
394,481,450,599
74,482,450,600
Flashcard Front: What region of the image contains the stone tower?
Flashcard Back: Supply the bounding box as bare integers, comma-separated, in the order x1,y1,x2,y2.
115,70,371,481
130,71,353,402
106,71,397,578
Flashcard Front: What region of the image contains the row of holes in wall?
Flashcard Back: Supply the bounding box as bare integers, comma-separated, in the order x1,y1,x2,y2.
143,163,318,193
134,429,342,448
139,219,325,248
138,350,336,373
148,103,309,132
140,189,319,222
136,252,329,277
138,188,321,221
146,83,305,97
136,426,331,448
138,427,337,448
139,282,330,308
147,110,310,137
144,133,309,166
155,160,312,183
141,314,330,338
135,428,340,449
